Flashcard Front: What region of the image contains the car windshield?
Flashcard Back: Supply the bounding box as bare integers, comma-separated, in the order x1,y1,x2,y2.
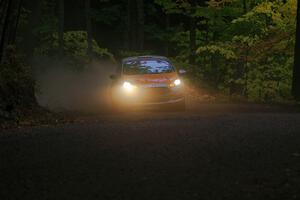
123,59,174,75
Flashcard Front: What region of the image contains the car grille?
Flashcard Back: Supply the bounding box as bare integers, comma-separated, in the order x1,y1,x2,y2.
142,87,170,95
140,87,171,102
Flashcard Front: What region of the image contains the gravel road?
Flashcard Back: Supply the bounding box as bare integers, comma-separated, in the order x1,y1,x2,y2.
1,103,300,200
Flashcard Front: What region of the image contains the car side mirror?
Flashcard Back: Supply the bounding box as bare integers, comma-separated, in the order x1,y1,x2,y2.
178,69,186,75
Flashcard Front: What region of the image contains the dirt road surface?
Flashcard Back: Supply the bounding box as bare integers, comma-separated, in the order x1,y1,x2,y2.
1,102,300,200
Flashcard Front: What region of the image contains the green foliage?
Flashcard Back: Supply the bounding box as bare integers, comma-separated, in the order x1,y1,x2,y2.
6,0,297,108
197,44,237,60
33,0,58,36
171,58,204,87
119,50,154,59
166,0,297,102
36,31,114,68
92,5,122,25
154,0,191,14
152,0,296,101
0,46,36,113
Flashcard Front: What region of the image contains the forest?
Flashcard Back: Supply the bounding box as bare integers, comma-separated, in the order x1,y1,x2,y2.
1,0,300,119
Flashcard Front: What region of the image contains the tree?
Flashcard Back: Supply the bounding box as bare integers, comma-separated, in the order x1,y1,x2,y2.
9,0,23,44
292,0,300,100
128,0,138,51
0,0,23,63
86,0,92,56
21,0,42,59
0,0,12,63
0,0,38,114
58,0,64,57
125,0,131,50
137,0,144,51
164,13,170,56
189,0,196,65
243,0,247,13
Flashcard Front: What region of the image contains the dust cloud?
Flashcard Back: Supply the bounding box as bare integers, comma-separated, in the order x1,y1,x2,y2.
34,58,117,112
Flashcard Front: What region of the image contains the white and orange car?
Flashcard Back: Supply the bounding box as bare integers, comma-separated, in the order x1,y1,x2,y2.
110,56,186,110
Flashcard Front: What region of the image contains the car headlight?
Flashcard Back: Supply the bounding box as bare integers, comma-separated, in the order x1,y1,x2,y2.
170,79,181,87
174,79,181,86
122,81,137,92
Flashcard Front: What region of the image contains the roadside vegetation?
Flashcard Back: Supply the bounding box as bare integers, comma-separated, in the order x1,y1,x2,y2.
1,0,300,126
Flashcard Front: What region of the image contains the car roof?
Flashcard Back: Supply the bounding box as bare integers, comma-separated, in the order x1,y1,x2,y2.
122,55,170,63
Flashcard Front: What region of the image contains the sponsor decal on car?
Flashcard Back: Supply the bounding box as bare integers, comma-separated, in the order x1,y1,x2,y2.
142,83,168,88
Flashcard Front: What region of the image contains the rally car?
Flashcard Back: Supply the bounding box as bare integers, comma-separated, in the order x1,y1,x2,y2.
110,56,186,110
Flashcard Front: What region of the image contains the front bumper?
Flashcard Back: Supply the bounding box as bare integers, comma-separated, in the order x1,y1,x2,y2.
112,86,185,106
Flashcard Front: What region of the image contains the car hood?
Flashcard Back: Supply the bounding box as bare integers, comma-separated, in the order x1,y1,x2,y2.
122,72,178,85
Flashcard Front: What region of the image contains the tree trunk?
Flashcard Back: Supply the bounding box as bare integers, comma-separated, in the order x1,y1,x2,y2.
0,0,7,24
292,0,300,100
124,0,130,50
128,0,137,51
21,0,42,60
164,13,170,56
136,0,144,51
189,0,196,65
86,0,92,56
189,16,196,65
9,0,23,44
243,0,247,13
0,0,22,62
0,0,12,63
58,0,64,57
0,0,5,8
0,0,9,46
